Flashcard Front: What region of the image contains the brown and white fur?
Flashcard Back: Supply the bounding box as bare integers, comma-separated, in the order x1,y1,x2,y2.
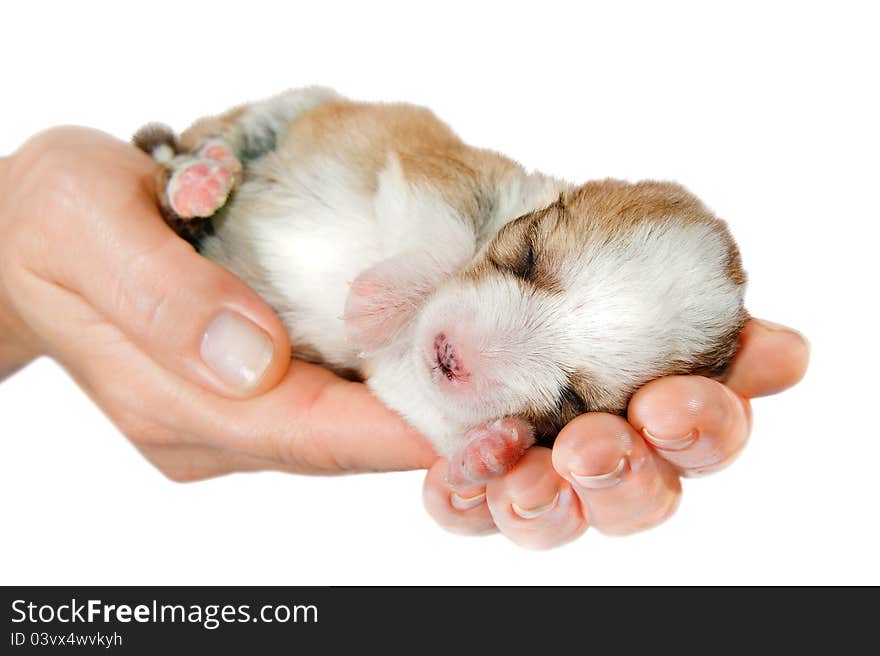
134,87,748,485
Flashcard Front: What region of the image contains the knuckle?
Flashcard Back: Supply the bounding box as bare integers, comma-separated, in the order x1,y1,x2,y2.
109,238,191,345
108,237,228,357
16,129,87,199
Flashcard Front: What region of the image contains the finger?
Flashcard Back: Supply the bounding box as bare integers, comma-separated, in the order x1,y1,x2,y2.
722,319,809,398
552,414,681,536
484,447,586,550
234,358,439,473
628,375,751,476
135,443,299,482
422,459,498,536
23,275,436,474
18,128,290,398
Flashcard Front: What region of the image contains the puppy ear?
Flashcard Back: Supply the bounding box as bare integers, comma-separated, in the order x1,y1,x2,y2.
343,251,451,352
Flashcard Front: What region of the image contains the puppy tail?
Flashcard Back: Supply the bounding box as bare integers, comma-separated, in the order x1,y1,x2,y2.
132,122,178,164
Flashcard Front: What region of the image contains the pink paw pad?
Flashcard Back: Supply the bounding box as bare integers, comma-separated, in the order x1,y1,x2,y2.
198,139,243,179
168,159,235,219
446,418,536,487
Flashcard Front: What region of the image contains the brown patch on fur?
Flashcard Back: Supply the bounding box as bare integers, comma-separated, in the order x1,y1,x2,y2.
477,180,748,444
279,100,522,230
526,370,629,445
467,201,567,294
523,368,634,446
524,377,589,446
564,179,746,290
725,239,747,286
290,342,365,382
687,308,750,379
179,105,249,153
289,340,326,366
132,122,178,157
329,366,365,382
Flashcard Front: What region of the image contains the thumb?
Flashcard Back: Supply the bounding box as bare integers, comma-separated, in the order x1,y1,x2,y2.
28,127,290,397
103,234,291,397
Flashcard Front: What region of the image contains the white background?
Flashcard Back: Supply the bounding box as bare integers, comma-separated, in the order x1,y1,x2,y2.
1,1,877,585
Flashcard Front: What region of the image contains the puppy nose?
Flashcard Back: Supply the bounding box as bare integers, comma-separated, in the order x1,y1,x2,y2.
433,332,467,382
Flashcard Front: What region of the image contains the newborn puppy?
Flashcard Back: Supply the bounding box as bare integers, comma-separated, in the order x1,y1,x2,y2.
134,87,748,486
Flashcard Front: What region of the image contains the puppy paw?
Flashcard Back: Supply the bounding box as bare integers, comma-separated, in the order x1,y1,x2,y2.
197,139,243,181
446,418,536,487
163,139,242,220
167,157,236,219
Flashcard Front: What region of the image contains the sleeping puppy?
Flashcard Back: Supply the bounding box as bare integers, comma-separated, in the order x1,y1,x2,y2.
134,87,747,486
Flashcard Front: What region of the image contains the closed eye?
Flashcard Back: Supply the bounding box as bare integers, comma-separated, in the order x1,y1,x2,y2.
491,238,535,280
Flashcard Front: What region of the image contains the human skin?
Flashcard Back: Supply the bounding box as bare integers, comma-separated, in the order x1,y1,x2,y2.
0,127,809,548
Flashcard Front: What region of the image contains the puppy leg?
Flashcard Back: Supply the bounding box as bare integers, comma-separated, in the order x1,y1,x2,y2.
133,87,341,242
165,148,239,220
446,418,536,487
133,123,241,242
178,86,341,163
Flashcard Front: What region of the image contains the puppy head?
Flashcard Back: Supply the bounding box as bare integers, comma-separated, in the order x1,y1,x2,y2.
411,179,747,440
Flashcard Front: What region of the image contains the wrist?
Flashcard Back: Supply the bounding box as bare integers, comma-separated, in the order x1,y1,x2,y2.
0,154,39,380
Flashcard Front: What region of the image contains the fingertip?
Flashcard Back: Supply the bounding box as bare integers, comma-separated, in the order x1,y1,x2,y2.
552,413,681,535
629,376,750,475
422,460,497,536
552,413,637,479
724,318,810,398
195,290,292,399
628,376,720,434
486,446,561,509
485,448,587,549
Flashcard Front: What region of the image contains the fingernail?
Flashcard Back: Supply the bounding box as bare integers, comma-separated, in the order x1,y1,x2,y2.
642,428,699,452
512,491,560,520
572,456,627,489
450,491,486,511
201,311,274,390
754,319,811,350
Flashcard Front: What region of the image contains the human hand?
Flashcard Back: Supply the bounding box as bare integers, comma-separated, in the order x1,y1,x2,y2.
0,129,809,547
0,127,434,480
423,319,809,548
